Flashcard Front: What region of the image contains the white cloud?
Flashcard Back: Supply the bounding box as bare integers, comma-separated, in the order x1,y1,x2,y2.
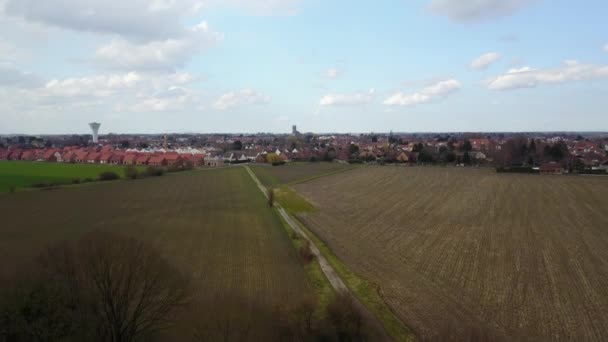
429,0,536,22
603,43,608,52
486,60,608,90
2,71,201,113
471,52,501,70
384,79,461,106
3,0,302,41
319,89,375,106
94,21,222,70
214,89,271,110
223,0,302,15
325,68,341,79
3,0,203,40
131,86,197,112
42,72,144,98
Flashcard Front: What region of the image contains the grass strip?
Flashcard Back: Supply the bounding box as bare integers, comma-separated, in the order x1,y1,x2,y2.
292,215,416,342
274,208,335,318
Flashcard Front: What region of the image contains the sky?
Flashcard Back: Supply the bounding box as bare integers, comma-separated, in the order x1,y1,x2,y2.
1,0,607,134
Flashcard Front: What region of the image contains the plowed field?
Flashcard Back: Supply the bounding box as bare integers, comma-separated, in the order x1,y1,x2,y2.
295,167,608,340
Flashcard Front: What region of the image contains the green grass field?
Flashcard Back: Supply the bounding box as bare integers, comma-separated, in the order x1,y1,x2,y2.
0,167,313,340
0,161,143,192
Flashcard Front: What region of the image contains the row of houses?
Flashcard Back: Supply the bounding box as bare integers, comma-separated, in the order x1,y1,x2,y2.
0,147,223,168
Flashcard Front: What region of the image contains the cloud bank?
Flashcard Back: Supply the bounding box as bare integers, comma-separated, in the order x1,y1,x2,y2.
486,61,608,90
384,79,461,106
319,89,375,106
471,52,501,70
429,0,536,22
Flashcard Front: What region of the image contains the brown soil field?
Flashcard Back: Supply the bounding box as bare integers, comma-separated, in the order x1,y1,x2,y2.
0,168,313,340
251,162,354,187
294,166,608,341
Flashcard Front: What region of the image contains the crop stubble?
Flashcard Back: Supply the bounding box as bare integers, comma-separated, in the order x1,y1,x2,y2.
295,167,608,340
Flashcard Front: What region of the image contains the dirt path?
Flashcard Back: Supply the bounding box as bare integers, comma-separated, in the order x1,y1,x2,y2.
244,166,392,341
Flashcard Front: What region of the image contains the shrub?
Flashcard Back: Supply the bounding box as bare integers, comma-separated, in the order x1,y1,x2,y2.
124,165,139,180
298,240,314,264
83,178,94,183
167,165,182,173
8,185,16,194
72,178,81,184
145,167,165,177
271,161,286,166
98,171,120,181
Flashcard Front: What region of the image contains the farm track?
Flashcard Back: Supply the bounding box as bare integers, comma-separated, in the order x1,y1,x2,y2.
295,166,608,341
244,166,392,341
0,167,313,340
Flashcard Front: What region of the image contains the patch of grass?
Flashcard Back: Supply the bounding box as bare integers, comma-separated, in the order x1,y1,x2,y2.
0,161,145,192
275,208,335,319
275,186,316,214
294,217,415,342
250,166,281,187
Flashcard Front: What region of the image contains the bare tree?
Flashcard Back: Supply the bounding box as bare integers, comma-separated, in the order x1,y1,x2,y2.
77,232,190,342
327,293,364,341
1,232,190,342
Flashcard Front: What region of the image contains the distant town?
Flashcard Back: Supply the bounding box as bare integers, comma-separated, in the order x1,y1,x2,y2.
1,125,608,175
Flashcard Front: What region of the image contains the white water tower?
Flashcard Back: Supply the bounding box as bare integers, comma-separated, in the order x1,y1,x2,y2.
89,122,101,143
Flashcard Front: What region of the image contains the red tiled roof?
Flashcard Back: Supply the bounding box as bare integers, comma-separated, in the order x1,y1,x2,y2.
165,153,181,161
110,154,124,163
100,153,113,162
148,155,166,164
87,152,101,160
43,149,58,160
123,153,138,162
20,151,35,160
62,151,75,160
136,155,150,163
75,151,89,160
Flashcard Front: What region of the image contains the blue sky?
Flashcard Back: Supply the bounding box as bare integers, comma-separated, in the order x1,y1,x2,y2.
1,0,607,134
